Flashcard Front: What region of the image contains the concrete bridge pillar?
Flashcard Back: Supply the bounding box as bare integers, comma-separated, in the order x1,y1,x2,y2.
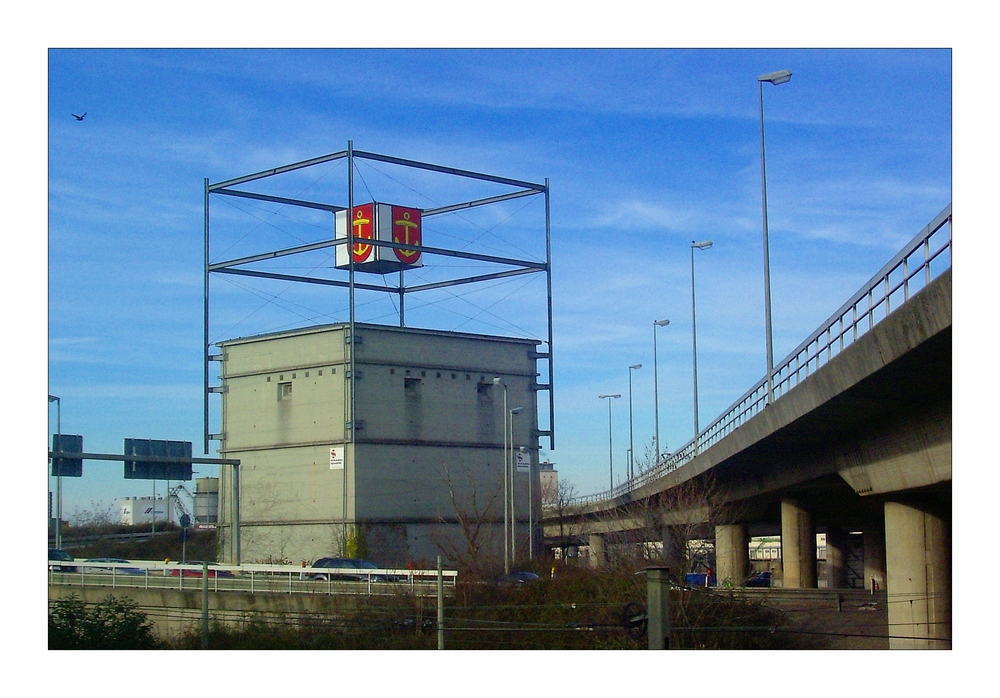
715,524,748,587
781,499,816,588
825,526,848,589
884,500,951,649
864,518,886,592
588,534,605,568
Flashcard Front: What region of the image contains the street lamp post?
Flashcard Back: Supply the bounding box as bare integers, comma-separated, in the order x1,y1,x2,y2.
509,406,524,565
653,319,670,465
628,364,642,482
690,240,713,454
758,68,792,406
48,395,61,549
598,394,621,491
493,377,509,574
520,446,534,560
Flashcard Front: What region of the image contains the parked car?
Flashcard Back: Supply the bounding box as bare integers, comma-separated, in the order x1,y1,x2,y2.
167,561,235,578
745,571,772,588
48,548,77,573
84,557,144,575
305,557,397,582
496,570,541,586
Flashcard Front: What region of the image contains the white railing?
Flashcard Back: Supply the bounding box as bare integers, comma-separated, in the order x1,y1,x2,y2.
48,559,458,596
567,204,952,508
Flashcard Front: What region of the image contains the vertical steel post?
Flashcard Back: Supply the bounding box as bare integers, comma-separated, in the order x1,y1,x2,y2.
55,398,62,550
509,409,516,564
690,245,700,454
628,369,634,481
201,561,209,649
232,463,241,565
647,566,671,650
654,323,660,465
437,555,444,650
203,178,211,454
628,365,641,481
528,450,533,560
345,140,354,550
399,268,405,327
607,398,614,489
759,80,775,408
545,178,555,451
502,383,509,574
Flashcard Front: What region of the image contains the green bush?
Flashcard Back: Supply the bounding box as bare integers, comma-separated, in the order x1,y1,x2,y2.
49,594,160,649
170,563,781,650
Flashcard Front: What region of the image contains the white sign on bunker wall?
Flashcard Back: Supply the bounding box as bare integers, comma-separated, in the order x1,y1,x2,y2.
330,447,344,470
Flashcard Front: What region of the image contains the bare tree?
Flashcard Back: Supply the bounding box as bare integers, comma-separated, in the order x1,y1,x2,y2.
542,479,578,561
592,469,733,581
70,500,118,528
432,462,505,579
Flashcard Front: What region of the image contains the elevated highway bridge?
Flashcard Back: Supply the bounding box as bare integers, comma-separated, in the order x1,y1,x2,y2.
543,205,952,649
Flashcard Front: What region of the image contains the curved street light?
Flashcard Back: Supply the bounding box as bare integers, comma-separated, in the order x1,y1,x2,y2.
758,69,792,406
509,406,525,564
492,377,510,573
628,364,642,482
598,394,621,490
653,319,670,464
691,240,713,454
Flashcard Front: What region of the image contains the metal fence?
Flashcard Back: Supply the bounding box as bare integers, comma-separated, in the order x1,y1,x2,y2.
49,559,457,597
566,204,952,507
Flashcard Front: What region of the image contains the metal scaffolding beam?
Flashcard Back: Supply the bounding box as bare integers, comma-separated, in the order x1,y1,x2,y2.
204,143,556,455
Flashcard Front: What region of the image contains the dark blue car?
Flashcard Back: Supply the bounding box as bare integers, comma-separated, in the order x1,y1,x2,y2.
497,570,541,586
48,548,77,573
745,571,772,587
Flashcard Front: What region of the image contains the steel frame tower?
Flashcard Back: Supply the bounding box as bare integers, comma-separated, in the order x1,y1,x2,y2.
203,141,555,456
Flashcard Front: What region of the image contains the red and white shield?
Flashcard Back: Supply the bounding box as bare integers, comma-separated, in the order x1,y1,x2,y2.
390,206,421,264
351,203,375,263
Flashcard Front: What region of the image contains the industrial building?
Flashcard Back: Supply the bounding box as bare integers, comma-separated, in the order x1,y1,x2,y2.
119,477,219,527
216,322,542,567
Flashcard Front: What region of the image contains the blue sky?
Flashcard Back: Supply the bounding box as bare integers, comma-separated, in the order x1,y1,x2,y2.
40,47,955,516
10,0,995,681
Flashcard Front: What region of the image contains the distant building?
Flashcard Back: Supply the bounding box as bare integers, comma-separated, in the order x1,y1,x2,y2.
539,461,558,504
193,477,219,524
215,322,542,567
120,496,170,526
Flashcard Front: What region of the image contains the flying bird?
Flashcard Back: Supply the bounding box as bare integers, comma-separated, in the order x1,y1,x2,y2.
72,112,86,121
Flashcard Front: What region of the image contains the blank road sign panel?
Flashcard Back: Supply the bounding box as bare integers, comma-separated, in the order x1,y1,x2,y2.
51,434,84,477
123,439,193,480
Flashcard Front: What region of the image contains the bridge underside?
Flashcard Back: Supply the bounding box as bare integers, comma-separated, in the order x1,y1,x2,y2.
545,269,951,648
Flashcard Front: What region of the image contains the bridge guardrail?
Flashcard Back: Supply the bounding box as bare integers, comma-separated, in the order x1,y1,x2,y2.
565,204,952,508
48,559,457,596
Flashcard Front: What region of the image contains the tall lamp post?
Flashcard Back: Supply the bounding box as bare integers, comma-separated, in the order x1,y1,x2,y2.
598,394,621,491
690,240,713,454
48,394,61,549
758,68,792,406
627,364,642,481
520,446,534,560
509,406,524,565
653,319,670,465
492,377,510,574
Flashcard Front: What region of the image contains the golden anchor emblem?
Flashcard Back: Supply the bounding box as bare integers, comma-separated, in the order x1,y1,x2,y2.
352,208,372,260
394,211,419,261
